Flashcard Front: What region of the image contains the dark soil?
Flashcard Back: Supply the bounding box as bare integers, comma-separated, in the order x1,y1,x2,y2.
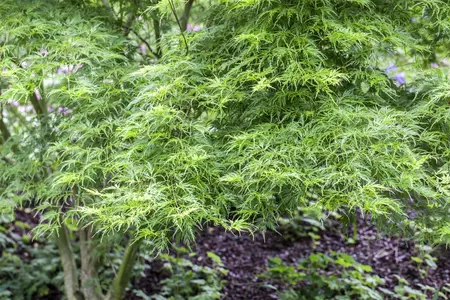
132,215,450,300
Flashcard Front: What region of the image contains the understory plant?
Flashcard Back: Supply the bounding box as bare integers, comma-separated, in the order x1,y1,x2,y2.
2,0,450,299
262,253,448,300
153,248,227,300
277,205,332,242
410,245,438,279
0,213,63,299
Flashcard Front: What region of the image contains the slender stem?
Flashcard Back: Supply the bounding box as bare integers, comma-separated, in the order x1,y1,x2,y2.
8,105,31,131
152,15,162,57
102,0,113,11
0,103,18,154
168,0,189,55
123,13,136,36
30,91,44,116
122,0,141,36
131,28,161,58
106,240,142,300
56,223,81,300
80,225,103,300
0,95,11,143
101,0,160,59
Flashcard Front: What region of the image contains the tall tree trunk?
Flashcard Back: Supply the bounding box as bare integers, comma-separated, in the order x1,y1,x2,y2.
56,223,81,300
106,240,142,300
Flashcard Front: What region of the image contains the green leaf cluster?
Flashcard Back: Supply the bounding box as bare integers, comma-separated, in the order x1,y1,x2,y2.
2,0,450,251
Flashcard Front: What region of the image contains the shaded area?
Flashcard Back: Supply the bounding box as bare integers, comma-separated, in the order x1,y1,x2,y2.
3,209,450,299
133,215,450,299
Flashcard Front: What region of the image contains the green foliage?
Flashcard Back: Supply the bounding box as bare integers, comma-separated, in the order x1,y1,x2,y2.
262,252,448,300
0,229,63,300
410,245,438,279
263,252,385,299
47,0,450,247
381,275,449,300
277,204,332,242
135,248,227,300
2,0,450,250
0,218,152,300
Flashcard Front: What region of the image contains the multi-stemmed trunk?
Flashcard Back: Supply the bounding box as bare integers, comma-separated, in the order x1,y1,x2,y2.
56,224,142,300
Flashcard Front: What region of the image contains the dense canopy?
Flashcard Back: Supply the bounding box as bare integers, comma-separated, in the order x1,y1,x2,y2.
2,0,450,264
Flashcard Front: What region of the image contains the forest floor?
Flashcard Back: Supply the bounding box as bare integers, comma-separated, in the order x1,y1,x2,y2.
133,214,450,299
4,209,450,300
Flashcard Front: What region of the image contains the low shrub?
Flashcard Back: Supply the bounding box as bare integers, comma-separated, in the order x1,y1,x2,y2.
134,248,227,300
262,252,447,300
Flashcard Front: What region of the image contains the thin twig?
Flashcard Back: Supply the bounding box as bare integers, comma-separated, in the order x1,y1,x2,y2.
101,0,114,13
101,0,161,58
168,0,189,55
130,28,161,58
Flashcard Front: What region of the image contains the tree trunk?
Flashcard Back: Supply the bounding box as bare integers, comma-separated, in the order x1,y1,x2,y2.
56,223,81,300
105,240,142,300
80,225,103,300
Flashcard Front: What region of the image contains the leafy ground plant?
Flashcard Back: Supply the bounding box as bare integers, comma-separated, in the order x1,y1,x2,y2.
134,248,227,300
0,214,63,299
262,252,448,300
410,245,438,279
262,252,385,300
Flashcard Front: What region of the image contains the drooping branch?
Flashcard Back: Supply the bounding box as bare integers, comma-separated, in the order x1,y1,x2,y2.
101,0,161,58
130,28,161,58
123,0,141,36
122,13,136,36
